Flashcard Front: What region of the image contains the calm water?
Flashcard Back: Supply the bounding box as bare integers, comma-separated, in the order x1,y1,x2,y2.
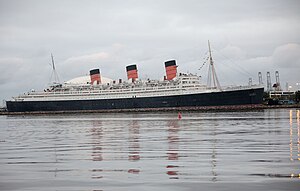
0,109,299,191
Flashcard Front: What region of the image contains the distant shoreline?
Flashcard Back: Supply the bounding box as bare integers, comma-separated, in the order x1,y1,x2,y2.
0,104,299,115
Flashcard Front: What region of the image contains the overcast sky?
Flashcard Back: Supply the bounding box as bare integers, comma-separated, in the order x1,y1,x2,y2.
0,0,300,105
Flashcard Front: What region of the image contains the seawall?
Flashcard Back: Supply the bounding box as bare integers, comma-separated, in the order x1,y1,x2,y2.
0,104,300,115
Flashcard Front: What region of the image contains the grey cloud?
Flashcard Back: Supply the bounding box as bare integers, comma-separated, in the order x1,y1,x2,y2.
272,43,300,68
213,43,300,88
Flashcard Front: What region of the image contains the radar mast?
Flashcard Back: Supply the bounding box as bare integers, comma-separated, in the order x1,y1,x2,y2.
207,41,221,90
49,53,60,84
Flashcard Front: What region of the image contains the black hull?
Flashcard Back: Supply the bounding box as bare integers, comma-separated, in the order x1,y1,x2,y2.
6,88,264,112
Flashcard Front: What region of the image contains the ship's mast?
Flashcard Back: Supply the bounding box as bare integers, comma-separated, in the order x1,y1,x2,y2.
207,41,221,90
50,53,60,84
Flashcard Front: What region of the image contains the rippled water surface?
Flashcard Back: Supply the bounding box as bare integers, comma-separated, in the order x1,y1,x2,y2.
0,109,299,191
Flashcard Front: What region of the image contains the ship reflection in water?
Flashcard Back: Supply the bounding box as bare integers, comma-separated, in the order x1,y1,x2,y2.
166,120,180,179
289,110,300,178
0,109,300,190
127,120,140,174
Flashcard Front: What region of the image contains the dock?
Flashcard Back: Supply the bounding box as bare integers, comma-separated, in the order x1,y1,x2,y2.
0,104,299,115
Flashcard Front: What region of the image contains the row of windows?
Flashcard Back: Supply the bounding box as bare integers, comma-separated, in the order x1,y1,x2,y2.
182,81,197,84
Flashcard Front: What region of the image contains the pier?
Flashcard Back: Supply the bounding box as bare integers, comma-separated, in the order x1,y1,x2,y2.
1,104,299,115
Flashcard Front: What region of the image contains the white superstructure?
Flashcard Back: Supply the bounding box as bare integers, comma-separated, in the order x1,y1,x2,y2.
12,73,259,102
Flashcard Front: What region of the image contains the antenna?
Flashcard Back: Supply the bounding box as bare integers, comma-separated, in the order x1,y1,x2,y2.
266,72,271,92
49,53,60,84
258,72,263,85
207,40,221,90
275,71,281,91
248,78,252,86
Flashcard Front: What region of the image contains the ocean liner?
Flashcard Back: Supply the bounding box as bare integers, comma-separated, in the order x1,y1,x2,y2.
6,42,264,112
